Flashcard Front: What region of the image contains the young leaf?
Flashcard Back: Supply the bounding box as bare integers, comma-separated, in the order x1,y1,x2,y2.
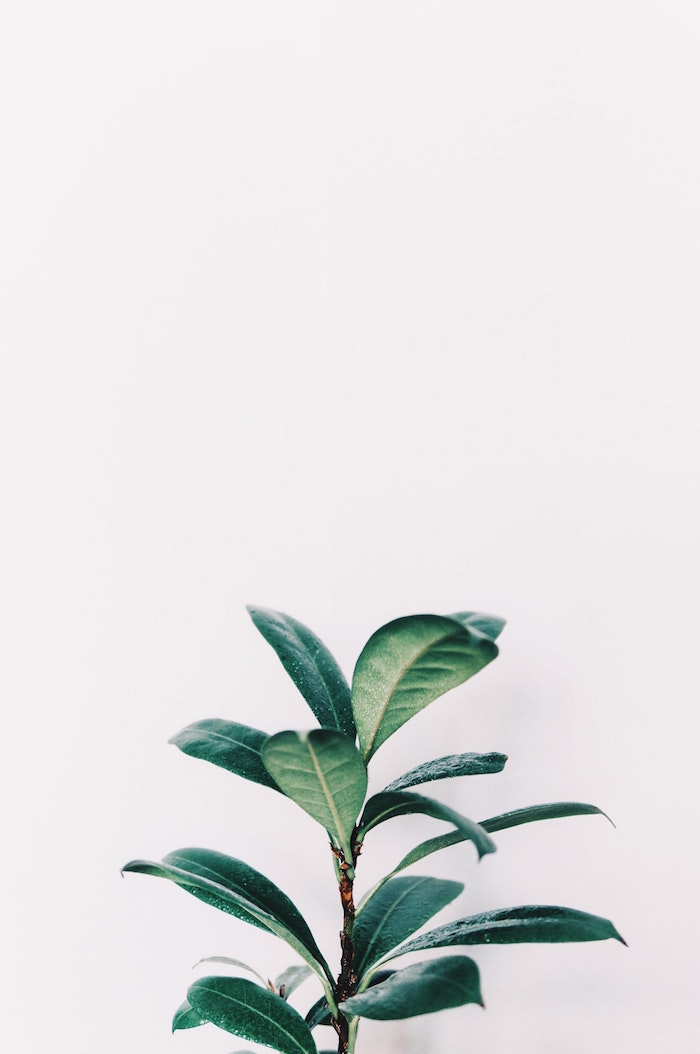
194,956,268,987
353,875,463,975
172,999,205,1031
381,905,627,964
480,801,613,833
351,613,499,761
357,789,496,860
262,729,367,862
188,976,317,1054
383,751,507,793
248,606,356,738
169,719,278,791
274,964,314,999
343,956,483,1019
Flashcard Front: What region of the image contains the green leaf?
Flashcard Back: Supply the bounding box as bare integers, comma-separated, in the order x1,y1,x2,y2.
188,976,317,1054
357,790,496,860
382,905,627,964
262,730,367,862
304,995,332,1030
274,965,314,999
448,611,507,640
353,875,463,975
351,613,499,761
172,999,205,1032
248,606,355,738
122,849,334,989
194,956,268,987
480,801,613,833
169,719,278,791
383,751,507,793
343,957,483,1019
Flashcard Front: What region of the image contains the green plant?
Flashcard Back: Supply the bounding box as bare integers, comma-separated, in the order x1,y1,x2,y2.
124,606,624,1054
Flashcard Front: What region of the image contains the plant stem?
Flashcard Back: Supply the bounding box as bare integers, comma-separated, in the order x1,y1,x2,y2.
331,839,360,1054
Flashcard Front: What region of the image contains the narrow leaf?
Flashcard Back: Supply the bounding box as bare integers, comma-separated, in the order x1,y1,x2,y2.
343,957,483,1020
274,965,313,999
188,976,316,1054
353,875,463,975
357,790,496,860
169,719,278,791
481,801,613,833
248,606,355,737
262,730,367,861
194,957,268,987
172,999,205,1032
351,613,499,761
384,751,507,793
383,905,627,964
304,995,332,1030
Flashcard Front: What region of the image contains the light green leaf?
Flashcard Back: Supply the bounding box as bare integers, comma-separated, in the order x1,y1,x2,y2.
274,965,314,999
448,611,507,640
343,957,483,1019
383,751,507,793
172,999,205,1032
188,976,316,1054
357,790,496,860
248,606,355,738
194,957,268,987
481,801,613,833
122,849,334,992
353,875,463,975
381,905,627,964
262,730,367,862
351,613,499,761
169,719,278,791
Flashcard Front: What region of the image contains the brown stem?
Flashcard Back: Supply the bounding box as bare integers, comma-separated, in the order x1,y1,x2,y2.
331,838,362,1054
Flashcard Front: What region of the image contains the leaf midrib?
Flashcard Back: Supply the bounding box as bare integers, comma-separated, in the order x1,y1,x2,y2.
193,981,310,1054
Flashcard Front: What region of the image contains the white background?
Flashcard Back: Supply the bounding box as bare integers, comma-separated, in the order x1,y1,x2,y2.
2,3,698,1052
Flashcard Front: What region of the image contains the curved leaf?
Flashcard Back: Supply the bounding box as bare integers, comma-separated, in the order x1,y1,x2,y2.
357,790,496,860
382,905,627,964
169,719,277,791
481,801,613,833
448,611,506,640
304,995,332,1030
248,606,355,737
122,849,334,989
172,999,205,1032
343,957,483,1019
194,957,268,987
188,976,316,1054
275,965,313,999
383,751,507,793
262,730,367,862
353,875,463,975
351,613,499,761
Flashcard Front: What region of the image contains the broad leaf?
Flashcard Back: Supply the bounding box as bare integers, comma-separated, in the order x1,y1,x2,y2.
172,999,205,1031
353,875,463,975
194,957,268,987
384,751,507,793
122,849,333,986
262,730,367,862
343,956,483,1019
382,905,627,964
481,801,612,833
357,790,496,860
275,965,313,999
248,606,355,738
351,613,499,761
448,611,507,640
188,976,316,1054
169,719,277,791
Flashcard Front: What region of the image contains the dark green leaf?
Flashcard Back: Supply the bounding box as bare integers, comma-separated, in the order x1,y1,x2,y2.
353,875,463,975
169,719,278,791
188,976,316,1054
357,790,496,860
383,752,507,793
172,999,205,1032
481,801,613,833
304,995,332,1030
385,905,627,963
351,613,499,761
262,730,367,862
194,957,268,987
248,606,355,738
448,611,506,641
275,965,313,999
343,957,483,1020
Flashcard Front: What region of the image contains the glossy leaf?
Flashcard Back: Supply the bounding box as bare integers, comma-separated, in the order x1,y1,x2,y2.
248,606,355,737
357,790,496,860
351,613,499,761
481,801,612,833
169,719,277,791
262,729,367,861
448,610,507,640
383,905,627,964
172,999,205,1032
343,956,483,1019
122,849,333,987
353,875,463,975
384,751,507,793
194,957,268,987
275,964,313,999
188,976,316,1054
